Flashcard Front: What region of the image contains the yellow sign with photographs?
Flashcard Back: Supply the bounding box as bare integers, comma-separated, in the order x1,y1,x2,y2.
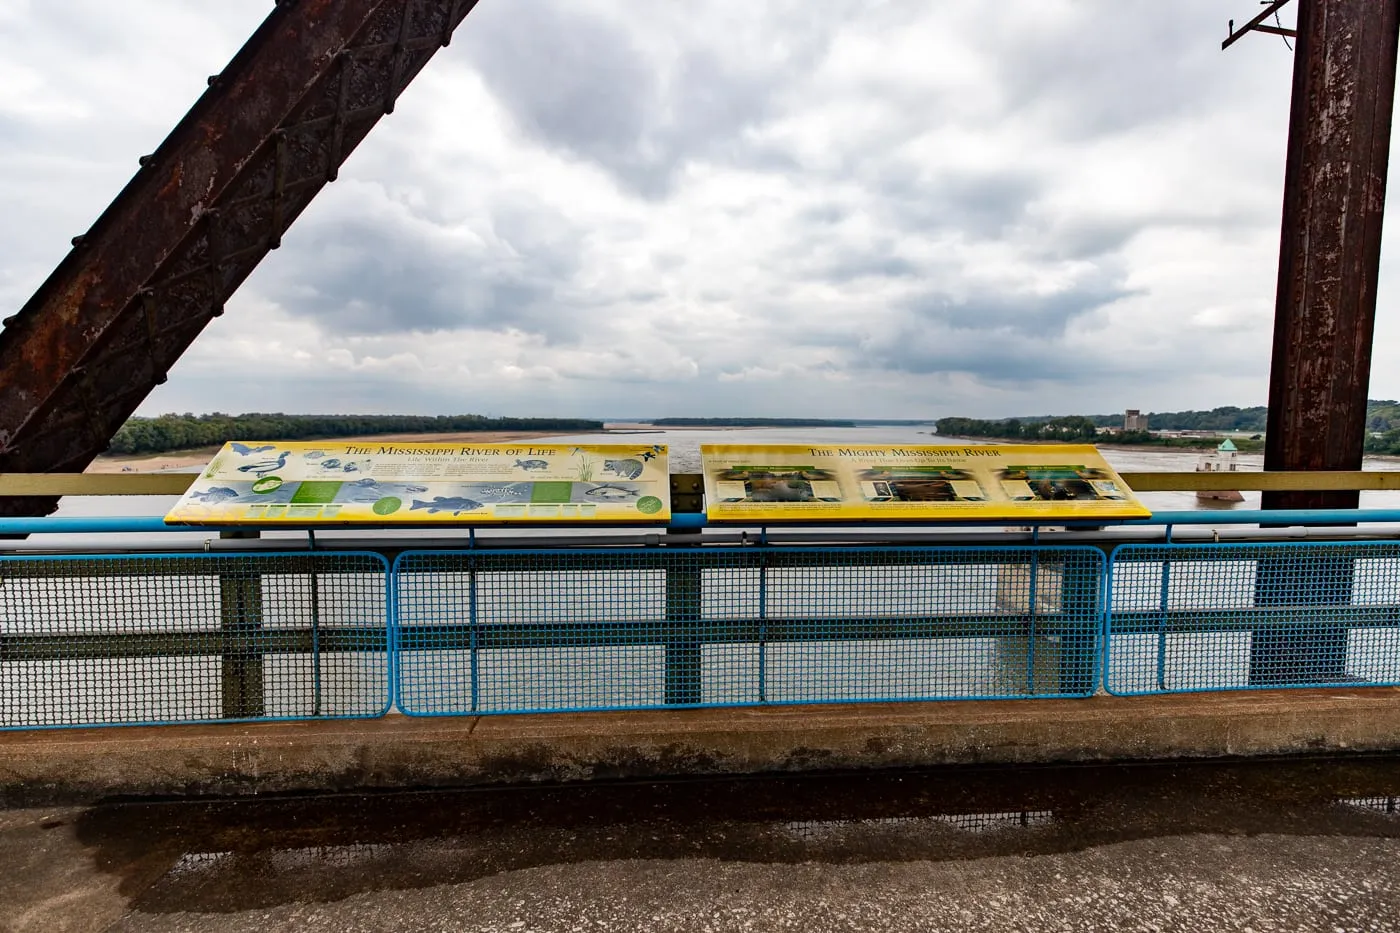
700,443,1150,522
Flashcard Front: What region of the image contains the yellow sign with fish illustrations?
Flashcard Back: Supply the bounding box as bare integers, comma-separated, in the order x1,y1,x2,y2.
165,441,670,525
700,443,1150,522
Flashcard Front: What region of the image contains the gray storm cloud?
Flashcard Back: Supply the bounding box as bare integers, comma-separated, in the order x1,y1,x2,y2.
1,0,1369,419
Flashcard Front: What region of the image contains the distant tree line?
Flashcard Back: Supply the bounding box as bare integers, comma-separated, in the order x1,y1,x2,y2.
935,416,1101,441
938,398,1400,454
935,415,1267,450
107,413,604,456
1082,406,1269,432
1364,400,1400,454
651,417,857,427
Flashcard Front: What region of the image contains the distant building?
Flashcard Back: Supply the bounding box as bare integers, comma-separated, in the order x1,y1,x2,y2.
1124,409,1149,432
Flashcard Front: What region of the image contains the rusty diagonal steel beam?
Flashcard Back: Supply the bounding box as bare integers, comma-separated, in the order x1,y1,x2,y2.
0,0,482,518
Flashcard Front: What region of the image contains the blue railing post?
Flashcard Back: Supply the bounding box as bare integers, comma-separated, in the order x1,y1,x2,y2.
757,550,768,703
218,530,264,718
468,556,480,712
663,549,703,705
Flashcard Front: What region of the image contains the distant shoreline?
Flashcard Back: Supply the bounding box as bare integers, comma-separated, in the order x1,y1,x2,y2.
939,434,1252,452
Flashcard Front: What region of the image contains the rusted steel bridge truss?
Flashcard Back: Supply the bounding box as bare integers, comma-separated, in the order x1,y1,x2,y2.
0,0,480,517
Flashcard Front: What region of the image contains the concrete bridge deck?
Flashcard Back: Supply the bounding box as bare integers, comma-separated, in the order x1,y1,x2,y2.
5,688,1400,804
8,749,1400,932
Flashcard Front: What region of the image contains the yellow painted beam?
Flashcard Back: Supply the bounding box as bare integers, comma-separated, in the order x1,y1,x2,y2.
1119,471,1400,492
0,473,199,495
1,470,1398,497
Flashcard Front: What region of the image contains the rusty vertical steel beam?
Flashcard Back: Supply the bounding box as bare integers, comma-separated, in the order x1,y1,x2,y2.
1253,0,1399,687
0,0,481,518
1263,0,1400,511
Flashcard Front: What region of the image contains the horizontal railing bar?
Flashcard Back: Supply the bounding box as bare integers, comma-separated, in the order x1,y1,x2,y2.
1110,605,1400,634
400,552,1094,574
1113,541,1399,560
5,470,1400,497
396,615,1085,649
4,528,1395,563
9,524,1400,560
1,616,1082,661
9,510,1400,538
0,627,386,662
8,604,1391,663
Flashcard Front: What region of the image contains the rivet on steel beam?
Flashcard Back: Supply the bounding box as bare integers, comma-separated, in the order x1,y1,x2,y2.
154,373,168,385
1,315,18,328
210,305,225,318
138,155,153,167
70,235,85,247
207,75,220,87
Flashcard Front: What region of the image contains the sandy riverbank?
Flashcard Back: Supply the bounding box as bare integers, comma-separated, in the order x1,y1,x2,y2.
85,431,570,474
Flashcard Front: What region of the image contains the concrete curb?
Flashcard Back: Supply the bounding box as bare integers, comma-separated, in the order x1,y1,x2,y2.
4,688,1400,804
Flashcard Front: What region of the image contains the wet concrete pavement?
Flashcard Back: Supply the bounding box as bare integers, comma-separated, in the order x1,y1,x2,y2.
6,756,1400,931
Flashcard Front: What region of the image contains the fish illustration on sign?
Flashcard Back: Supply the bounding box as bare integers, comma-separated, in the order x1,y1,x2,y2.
585,484,639,500
602,459,644,480
320,459,342,469
230,443,276,456
191,486,240,503
304,450,326,460
235,451,289,478
514,459,548,471
410,496,484,515
342,462,360,473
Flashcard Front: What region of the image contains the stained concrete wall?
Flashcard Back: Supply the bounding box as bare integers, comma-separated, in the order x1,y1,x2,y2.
4,689,1400,805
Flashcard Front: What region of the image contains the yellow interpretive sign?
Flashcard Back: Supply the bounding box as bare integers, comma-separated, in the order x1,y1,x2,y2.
165,441,670,525
700,443,1150,522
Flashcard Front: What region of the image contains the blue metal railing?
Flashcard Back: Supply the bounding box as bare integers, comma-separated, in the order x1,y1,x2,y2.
9,507,1400,536
0,551,391,730
392,545,1105,715
1104,540,1400,695
3,509,1400,729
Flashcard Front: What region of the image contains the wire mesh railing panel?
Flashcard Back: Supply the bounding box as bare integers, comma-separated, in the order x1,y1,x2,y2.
1105,542,1400,695
0,552,390,728
393,546,1105,715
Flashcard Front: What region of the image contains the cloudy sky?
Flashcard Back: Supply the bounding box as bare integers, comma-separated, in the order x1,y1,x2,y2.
1,0,1393,421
